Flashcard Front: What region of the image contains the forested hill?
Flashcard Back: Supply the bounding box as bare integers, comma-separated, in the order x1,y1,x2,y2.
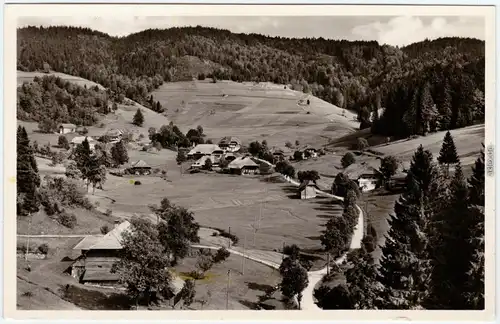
17,26,485,137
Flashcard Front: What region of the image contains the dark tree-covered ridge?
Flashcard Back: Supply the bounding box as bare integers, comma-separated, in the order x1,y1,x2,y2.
18,26,484,136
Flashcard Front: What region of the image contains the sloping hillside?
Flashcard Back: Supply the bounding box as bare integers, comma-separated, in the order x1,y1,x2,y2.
152,79,358,147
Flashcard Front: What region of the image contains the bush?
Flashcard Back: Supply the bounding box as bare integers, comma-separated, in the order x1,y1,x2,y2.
361,235,376,253
38,243,49,255
105,209,113,217
39,177,93,212
58,135,70,149
58,212,77,229
356,138,369,151
100,225,110,234
341,152,356,168
134,181,142,185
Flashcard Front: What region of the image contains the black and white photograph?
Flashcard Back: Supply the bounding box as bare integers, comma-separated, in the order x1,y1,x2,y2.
4,3,495,322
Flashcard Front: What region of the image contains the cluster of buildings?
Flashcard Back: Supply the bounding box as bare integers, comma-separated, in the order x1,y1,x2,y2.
186,137,260,175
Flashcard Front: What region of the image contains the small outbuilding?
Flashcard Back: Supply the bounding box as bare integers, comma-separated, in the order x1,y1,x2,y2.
58,123,77,134
298,180,320,199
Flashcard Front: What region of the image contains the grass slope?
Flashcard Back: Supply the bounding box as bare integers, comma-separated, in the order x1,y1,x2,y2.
152,79,359,148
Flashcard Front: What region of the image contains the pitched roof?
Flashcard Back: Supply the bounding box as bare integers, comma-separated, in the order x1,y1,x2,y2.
73,221,131,250
131,160,151,168
106,129,124,137
218,136,242,146
344,163,380,179
298,180,320,191
59,123,77,128
71,136,96,144
73,236,102,250
188,144,223,156
228,156,259,169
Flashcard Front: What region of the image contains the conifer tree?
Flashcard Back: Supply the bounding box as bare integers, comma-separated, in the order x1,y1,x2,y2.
377,145,442,309
419,82,437,135
468,144,485,206
133,108,144,126
403,88,419,135
17,126,41,216
438,80,453,130
425,163,475,309
438,131,460,175
466,147,485,309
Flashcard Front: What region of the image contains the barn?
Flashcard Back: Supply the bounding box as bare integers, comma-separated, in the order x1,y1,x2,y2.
58,123,77,134
298,180,320,199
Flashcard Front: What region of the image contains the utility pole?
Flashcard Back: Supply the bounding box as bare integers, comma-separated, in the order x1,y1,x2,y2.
241,233,247,275
326,252,330,276
25,213,32,262
226,270,231,310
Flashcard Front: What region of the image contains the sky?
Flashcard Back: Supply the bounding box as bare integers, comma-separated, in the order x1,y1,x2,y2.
18,15,485,47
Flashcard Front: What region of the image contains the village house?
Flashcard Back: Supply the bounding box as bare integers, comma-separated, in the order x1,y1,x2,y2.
70,136,97,150
69,221,185,295
218,137,242,153
187,144,224,160
58,123,77,134
70,221,130,286
271,147,292,163
345,163,381,192
228,156,260,175
127,160,152,175
105,128,124,143
298,180,320,199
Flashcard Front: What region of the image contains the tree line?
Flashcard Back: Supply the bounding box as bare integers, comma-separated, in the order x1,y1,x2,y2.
18,26,484,134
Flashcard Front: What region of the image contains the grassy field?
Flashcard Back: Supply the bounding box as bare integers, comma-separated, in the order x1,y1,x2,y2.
151,80,359,148
91,172,341,253
173,253,283,310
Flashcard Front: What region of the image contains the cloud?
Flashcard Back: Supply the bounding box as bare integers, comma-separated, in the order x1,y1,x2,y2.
17,15,485,46
351,16,484,46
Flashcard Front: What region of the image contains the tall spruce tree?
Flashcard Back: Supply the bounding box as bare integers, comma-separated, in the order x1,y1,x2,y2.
437,131,460,175
466,147,485,309
425,163,476,309
468,144,485,206
377,145,442,309
133,108,145,126
17,126,41,216
419,82,437,135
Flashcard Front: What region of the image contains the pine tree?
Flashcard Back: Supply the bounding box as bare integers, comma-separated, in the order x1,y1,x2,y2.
419,82,437,135
438,80,453,130
402,88,419,136
17,126,41,216
377,145,442,309
437,131,460,175
425,163,475,309
466,148,485,309
468,144,485,206
133,108,144,126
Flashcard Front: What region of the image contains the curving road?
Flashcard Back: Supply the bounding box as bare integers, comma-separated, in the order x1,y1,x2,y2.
280,174,364,310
